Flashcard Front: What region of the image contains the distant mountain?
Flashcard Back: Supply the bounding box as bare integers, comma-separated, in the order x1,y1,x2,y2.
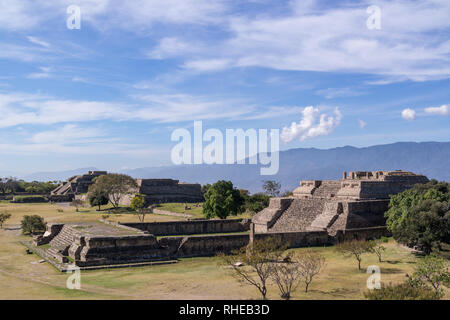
120,142,450,192
16,142,450,193
21,167,98,182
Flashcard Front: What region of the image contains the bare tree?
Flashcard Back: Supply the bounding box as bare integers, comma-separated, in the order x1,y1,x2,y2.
336,239,374,270
296,251,326,293
262,180,281,197
220,237,287,300
270,253,303,299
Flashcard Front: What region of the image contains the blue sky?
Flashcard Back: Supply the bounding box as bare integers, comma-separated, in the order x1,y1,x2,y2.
0,0,449,175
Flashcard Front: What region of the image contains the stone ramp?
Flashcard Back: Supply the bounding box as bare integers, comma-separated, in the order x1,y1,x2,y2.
269,198,326,232
308,201,343,230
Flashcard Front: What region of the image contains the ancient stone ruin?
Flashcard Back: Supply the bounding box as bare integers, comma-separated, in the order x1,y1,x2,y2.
50,171,107,202
50,171,203,205
252,170,429,237
25,169,428,271
120,179,204,205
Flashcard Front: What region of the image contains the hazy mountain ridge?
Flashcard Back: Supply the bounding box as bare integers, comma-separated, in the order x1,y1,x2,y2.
14,142,450,193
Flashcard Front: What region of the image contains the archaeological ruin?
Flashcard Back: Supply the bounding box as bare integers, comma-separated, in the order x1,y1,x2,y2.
50,171,204,204
24,170,428,271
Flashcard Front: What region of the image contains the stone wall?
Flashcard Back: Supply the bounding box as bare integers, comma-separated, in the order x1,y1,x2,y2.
122,219,250,236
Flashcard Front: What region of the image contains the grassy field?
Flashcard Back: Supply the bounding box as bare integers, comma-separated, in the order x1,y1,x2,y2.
157,202,252,219
0,201,448,300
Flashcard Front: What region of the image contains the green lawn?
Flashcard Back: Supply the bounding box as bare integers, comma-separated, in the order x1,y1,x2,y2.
156,202,252,220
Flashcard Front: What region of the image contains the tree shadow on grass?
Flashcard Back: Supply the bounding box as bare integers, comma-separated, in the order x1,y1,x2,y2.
380,267,404,274
314,287,359,298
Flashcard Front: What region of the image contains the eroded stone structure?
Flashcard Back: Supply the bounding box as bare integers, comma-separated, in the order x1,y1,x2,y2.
50,171,107,201
252,170,428,238
120,179,204,205
50,171,203,205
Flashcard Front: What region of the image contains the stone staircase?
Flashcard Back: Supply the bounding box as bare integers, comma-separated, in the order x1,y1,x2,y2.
47,225,78,261
269,198,326,232
312,181,341,198
309,201,343,230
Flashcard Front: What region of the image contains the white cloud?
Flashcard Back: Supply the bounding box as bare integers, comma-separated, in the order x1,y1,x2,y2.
26,36,50,48
424,104,449,116
281,106,342,143
358,119,367,129
0,91,298,127
316,87,366,99
401,108,416,121
183,59,232,72
26,66,52,79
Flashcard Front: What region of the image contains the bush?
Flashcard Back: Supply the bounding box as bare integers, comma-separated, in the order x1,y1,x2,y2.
12,195,48,203
0,212,11,228
364,282,441,300
21,215,46,235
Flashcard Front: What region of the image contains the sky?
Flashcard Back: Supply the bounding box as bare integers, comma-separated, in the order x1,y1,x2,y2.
0,0,449,176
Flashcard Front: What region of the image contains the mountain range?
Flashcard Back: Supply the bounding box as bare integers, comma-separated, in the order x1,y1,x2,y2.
15,142,450,193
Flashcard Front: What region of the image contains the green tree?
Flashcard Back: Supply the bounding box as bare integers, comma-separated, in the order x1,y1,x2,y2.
409,254,450,295
244,193,270,214
203,180,245,219
262,180,281,197
21,215,45,235
0,212,11,229
88,186,109,211
90,174,138,209
385,180,449,254
130,193,148,222
369,238,387,262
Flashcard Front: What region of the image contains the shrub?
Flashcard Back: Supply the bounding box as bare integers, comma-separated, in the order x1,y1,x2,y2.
0,212,12,228
21,215,46,235
364,282,441,300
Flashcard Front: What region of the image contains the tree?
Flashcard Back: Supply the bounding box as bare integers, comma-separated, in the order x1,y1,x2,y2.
243,193,270,214
336,240,374,270
201,184,211,197
296,250,326,293
5,178,21,193
270,250,325,299
88,186,109,211
369,238,387,262
21,215,45,235
0,178,7,194
262,180,281,197
90,174,138,209
409,254,450,295
385,180,449,254
70,199,84,212
130,193,147,222
203,180,245,219
0,212,11,229
220,237,287,300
